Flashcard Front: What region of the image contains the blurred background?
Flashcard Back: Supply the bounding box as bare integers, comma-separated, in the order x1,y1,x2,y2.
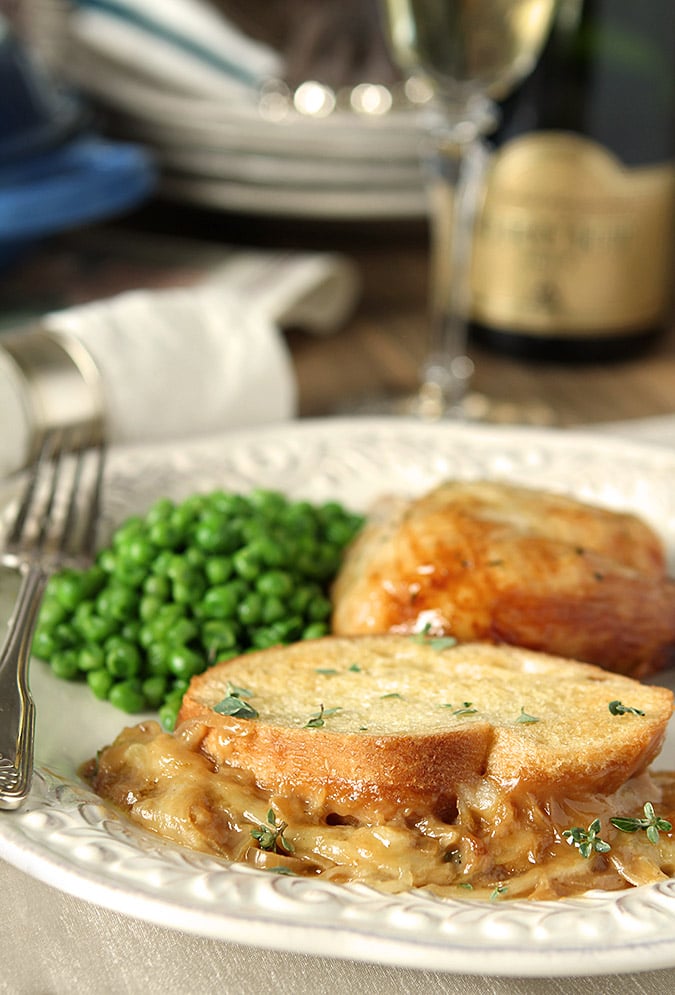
1,0,674,426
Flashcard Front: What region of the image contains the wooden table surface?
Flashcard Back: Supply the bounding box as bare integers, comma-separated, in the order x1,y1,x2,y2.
1,200,674,429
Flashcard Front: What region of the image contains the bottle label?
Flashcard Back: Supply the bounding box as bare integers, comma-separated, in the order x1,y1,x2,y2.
471,133,675,337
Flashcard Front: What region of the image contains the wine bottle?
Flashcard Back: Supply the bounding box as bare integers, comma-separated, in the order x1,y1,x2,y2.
469,0,675,361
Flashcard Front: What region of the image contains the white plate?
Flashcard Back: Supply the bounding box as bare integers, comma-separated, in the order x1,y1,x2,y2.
158,172,427,220
2,417,675,978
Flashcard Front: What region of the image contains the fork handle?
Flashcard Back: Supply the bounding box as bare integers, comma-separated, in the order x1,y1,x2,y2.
0,565,49,810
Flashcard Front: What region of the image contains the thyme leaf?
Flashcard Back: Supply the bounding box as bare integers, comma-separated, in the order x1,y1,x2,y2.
562,818,611,859
250,808,294,854
226,681,254,699
610,802,672,843
410,625,457,652
453,702,478,717
214,695,259,719
608,700,645,717
304,704,341,728
516,707,540,724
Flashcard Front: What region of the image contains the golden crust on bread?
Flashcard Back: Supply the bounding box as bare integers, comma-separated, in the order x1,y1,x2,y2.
178,635,673,817
330,481,675,677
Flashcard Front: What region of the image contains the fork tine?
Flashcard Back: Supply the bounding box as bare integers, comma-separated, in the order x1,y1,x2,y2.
6,429,60,549
35,431,69,553
80,437,106,561
57,427,106,562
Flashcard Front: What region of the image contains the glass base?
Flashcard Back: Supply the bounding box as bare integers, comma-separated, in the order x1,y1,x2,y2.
340,388,556,426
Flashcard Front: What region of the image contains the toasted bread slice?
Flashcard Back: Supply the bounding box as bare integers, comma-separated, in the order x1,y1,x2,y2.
330,481,675,677
178,635,673,819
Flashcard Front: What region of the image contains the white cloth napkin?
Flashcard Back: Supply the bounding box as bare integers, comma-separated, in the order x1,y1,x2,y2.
0,248,359,477
67,0,284,99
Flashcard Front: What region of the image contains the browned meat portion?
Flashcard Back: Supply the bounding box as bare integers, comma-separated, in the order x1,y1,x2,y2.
331,481,675,678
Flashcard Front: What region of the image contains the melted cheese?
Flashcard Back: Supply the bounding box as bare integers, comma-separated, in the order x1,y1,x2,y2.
84,719,675,901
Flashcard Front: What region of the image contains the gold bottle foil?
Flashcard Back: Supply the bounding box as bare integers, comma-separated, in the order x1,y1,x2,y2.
470,133,675,338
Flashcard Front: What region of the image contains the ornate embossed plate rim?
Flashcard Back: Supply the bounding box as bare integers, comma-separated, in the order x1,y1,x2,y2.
2,416,675,978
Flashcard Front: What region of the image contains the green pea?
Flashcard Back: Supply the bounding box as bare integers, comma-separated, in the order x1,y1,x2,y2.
87,669,114,700
148,519,184,550
302,622,329,640
201,619,240,649
105,638,141,678
166,616,199,646
142,573,171,600
139,594,163,622
50,650,80,680
262,595,286,624
170,678,190,698
151,550,175,575
289,585,319,616
52,622,78,649
75,612,117,644
144,497,175,526
152,603,184,634
170,503,199,534
166,646,204,680
109,679,146,714
50,571,88,611
232,545,262,580
111,561,147,588
238,591,263,626
145,641,170,676
194,513,240,554
96,584,138,621
78,645,105,672
207,491,248,516
200,583,243,619
38,596,67,629
142,675,168,709
112,516,145,547
121,620,141,644
325,518,360,546
32,628,58,660
172,569,206,604
118,535,156,568
97,548,118,574
204,556,233,585
158,701,180,731
256,570,293,599
307,594,332,621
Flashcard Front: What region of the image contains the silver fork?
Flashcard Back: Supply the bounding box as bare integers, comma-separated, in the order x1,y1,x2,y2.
0,426,105,810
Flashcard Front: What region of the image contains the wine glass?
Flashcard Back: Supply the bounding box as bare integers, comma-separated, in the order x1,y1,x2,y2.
373,0,558,419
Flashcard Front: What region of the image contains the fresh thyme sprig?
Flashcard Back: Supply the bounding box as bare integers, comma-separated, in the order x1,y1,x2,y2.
562,819,611,859
610,802,673,844
251,809,294,855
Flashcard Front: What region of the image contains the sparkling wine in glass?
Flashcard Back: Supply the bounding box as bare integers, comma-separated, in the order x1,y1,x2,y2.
380,0,558,418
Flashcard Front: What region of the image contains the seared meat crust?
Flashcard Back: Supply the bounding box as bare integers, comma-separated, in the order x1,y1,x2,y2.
331,481,675,677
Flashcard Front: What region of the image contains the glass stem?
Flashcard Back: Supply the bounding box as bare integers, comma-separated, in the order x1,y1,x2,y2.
419,122,492,417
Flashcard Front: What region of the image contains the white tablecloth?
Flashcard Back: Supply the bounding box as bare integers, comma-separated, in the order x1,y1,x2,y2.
3,414,675,995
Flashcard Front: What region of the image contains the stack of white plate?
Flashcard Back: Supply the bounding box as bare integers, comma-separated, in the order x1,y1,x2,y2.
22,0,429,220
